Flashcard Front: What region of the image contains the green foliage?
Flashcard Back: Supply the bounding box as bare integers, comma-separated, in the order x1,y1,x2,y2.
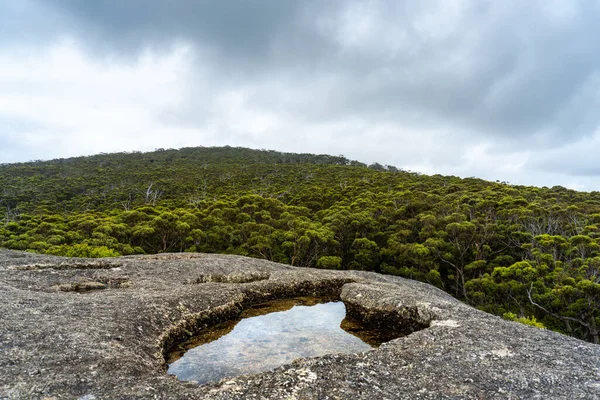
46,244,120,258
2,146,600,342
317,256,342,270
503,312,546,329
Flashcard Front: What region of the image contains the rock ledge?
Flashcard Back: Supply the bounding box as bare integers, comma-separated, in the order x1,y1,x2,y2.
1,249,599,399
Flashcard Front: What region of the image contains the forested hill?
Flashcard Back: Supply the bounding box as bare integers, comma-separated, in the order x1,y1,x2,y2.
2,146,600,343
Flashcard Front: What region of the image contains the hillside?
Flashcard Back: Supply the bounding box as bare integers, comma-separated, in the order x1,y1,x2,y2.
1,146,600,342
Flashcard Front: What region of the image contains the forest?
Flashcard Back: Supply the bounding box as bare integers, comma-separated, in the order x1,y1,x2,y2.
1,146,600,343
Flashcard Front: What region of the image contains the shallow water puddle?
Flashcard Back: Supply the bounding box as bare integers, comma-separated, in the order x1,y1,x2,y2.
167,297,391,385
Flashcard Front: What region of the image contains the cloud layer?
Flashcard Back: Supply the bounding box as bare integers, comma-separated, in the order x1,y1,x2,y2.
1,0,600,190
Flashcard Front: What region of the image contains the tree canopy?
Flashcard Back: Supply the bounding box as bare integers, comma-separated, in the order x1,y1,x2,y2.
2,146,600,342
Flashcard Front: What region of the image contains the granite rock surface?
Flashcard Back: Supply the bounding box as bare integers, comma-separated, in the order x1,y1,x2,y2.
1,249,599,399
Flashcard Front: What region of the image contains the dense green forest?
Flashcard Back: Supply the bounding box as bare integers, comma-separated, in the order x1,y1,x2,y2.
2,146,600,343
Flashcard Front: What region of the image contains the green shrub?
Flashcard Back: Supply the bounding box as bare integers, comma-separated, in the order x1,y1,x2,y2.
46,244,120,258
503,312,545,329
317,256,342,270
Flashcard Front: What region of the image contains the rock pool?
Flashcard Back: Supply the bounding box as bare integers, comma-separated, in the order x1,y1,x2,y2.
167,297,388,385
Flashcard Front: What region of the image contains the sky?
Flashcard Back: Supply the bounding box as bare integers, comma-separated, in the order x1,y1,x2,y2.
1,1,600,191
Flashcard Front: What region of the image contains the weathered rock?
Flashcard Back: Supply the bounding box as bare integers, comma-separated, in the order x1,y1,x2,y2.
0,249,599,399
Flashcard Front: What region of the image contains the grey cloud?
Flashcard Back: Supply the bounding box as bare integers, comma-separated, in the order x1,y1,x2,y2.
527,137,600,177
4,0,600,188
0,0,81,51
43,0,334,66
64,0,598,151
22,1,600,141
285,2,600,146
0,116,47,163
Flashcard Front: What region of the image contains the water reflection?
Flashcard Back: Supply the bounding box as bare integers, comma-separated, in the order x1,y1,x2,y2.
167,298,379,385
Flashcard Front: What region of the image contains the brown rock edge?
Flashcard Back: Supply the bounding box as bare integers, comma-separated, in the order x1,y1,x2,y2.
1,249,599,399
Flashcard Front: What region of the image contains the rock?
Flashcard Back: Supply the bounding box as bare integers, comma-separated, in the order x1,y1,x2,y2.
0,249,599,399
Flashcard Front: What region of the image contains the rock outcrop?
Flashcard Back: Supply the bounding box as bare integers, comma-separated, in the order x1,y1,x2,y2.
1,249,599,399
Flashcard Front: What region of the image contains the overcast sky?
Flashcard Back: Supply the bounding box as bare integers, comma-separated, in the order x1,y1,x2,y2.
1,1,599,190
